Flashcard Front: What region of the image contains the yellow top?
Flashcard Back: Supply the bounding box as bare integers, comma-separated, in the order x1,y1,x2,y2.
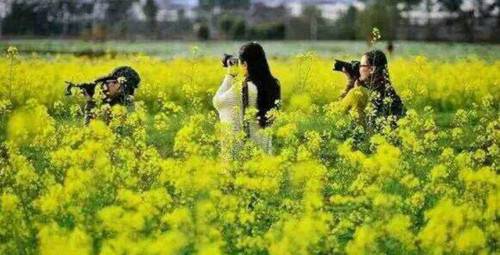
339,85,369,122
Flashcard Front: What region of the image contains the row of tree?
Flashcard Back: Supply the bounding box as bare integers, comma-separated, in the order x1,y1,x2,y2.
337,0,500,42
1,0,499,42
210,0,499,42
2,0,140,38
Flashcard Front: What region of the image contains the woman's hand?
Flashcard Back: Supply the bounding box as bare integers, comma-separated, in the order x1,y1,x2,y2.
226,65,239,77
354,79,364,88
342,67,355,82
340,67,356,98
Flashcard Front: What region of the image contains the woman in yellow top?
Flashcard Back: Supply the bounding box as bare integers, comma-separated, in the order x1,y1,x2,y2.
339,50,405,129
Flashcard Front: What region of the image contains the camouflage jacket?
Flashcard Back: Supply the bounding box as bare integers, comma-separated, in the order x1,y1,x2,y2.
365,79,405,129
84,94,135,125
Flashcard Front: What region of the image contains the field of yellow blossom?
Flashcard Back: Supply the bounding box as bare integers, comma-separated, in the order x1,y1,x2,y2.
0,44,498,254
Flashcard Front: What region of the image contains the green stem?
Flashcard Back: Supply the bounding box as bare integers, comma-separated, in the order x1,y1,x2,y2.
8,56,13,100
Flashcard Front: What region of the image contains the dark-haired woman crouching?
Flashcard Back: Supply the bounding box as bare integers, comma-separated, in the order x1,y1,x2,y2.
339,49,405,130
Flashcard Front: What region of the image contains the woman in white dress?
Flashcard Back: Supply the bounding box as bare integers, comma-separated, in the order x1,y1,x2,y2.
213,42,281,156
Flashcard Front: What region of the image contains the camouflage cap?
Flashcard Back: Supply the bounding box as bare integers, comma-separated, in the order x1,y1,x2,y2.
95,66,141,95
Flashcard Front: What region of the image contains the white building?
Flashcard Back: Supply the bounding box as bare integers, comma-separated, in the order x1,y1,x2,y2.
253,0,361,20
134,0,198,22
401,0,499,25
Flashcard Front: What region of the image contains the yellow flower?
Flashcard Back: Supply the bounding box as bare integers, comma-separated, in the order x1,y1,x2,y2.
39,223,92,255
346,225,377,255
456,226,486,252
7,46,18,56
1,193,19,212
385,214,415,249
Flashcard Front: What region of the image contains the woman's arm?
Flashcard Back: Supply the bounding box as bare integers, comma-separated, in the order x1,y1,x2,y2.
215,65,240,96
215,74,234,96
339,67,356,98
339,83,368,114
340,79,355,98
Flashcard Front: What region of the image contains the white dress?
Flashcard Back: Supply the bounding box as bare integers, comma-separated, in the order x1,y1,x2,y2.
213,75,272,153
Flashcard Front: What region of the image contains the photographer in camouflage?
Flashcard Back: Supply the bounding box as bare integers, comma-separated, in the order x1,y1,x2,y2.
66,66,141,124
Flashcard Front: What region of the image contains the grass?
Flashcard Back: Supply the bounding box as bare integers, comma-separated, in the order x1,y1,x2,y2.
1,39,499,60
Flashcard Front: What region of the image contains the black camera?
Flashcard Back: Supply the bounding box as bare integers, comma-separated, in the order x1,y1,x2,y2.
222,54,239,67
333,59,360,79
65,81,98,98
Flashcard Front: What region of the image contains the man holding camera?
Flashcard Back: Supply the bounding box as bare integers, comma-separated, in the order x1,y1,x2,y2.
66,66,141,125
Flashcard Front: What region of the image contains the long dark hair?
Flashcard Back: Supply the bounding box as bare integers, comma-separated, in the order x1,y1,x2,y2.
363,49,405,119
364,49,389,88
239,42,281,128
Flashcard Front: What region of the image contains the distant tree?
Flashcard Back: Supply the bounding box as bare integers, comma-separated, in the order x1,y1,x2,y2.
143,0,158,36
423,0,437,40
465,0,498,23
399,0,424,38
218,15,236,38
196,23,210,40
495,0,500,26
355,0,422,41
334,5,358,40
218,15,246,40
104,0,139,38
199,0,216,9
355,0,395,41
3,0,63,36
2,1,37,35
247,22,285,40
231,19,246,40
199,0,250,9
436,0,476,41
302,5,323,40
437,0,462,12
